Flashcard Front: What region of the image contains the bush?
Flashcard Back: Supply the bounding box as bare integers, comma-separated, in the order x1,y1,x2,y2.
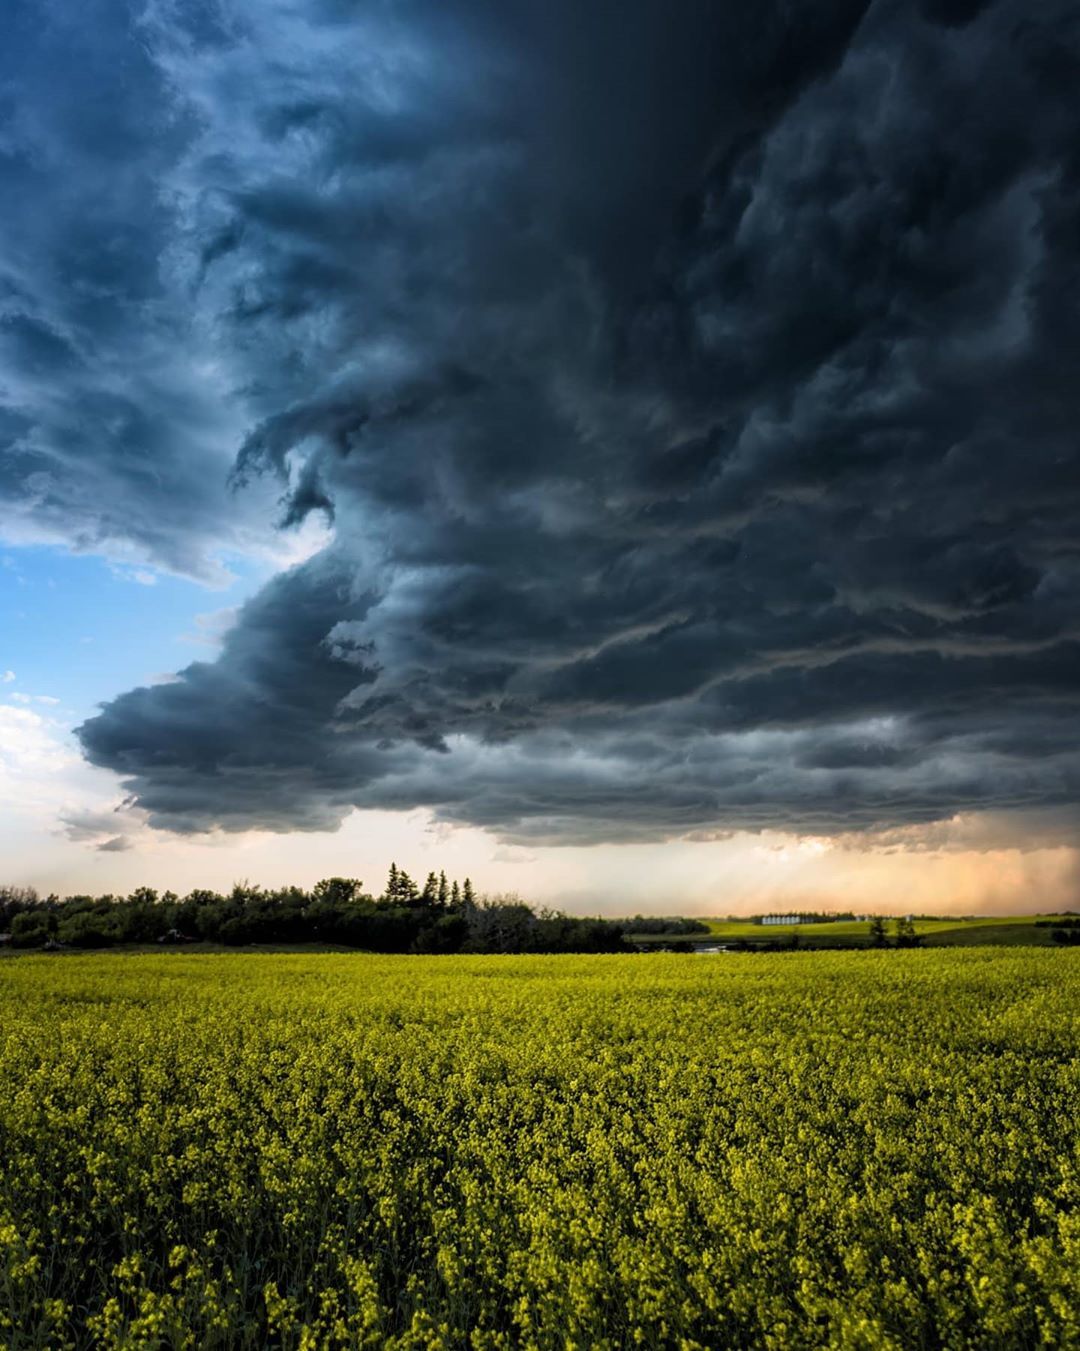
57,912,118,949
10,911,52,948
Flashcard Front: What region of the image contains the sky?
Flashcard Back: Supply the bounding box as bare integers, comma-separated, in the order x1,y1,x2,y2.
1,0,1078,914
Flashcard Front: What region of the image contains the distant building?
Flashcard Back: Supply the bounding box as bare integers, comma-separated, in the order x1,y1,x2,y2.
759,914,804,926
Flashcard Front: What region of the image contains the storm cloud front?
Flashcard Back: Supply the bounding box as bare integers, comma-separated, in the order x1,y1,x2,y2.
6,0,1076,845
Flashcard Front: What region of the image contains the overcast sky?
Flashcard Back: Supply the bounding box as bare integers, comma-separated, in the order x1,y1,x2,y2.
2,0,1078,911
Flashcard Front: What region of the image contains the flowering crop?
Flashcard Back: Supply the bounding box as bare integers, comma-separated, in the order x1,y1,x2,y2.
1,950,1078,1348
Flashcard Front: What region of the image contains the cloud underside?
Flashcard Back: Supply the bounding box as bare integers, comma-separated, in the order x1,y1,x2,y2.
8,0,1074,844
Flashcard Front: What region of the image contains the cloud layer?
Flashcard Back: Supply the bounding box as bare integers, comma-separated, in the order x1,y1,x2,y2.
8,0,1074,844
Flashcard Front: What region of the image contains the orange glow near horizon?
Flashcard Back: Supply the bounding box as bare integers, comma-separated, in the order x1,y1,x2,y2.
5,802,1077,918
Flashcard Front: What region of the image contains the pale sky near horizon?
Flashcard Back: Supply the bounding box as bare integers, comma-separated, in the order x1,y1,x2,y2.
2,0,1078,914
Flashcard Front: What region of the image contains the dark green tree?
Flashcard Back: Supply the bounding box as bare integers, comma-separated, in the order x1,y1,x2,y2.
313,878,364,906
384,864,419,906
894,915,918,947
10,911,51,948
868,915,888,947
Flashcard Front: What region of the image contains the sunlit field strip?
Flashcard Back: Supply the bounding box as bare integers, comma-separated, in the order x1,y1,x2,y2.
683,915,1069,946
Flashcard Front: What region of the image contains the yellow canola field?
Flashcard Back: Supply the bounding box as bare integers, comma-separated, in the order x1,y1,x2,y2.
1,950,1079,1349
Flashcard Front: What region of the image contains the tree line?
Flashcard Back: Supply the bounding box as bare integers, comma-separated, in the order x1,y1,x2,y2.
618,915,710,935
0,869,631,955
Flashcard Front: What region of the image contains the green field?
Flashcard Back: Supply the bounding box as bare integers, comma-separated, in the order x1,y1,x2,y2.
627,914,1071,947
2,951,1079,1348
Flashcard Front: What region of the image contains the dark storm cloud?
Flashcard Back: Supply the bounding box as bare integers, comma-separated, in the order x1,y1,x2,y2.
56,0,1080,841
0,0,283,577
96,836,134,853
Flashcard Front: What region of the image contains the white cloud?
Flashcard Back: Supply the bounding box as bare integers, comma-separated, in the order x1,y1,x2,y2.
1,670,14,682
0,705,79,803
181,606,239,650
109,564,159,587
60,802,150,851
0,703,160,888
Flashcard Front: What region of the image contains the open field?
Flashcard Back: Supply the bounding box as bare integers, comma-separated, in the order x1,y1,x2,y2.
3,950,1080,1348
625,915,1071,947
